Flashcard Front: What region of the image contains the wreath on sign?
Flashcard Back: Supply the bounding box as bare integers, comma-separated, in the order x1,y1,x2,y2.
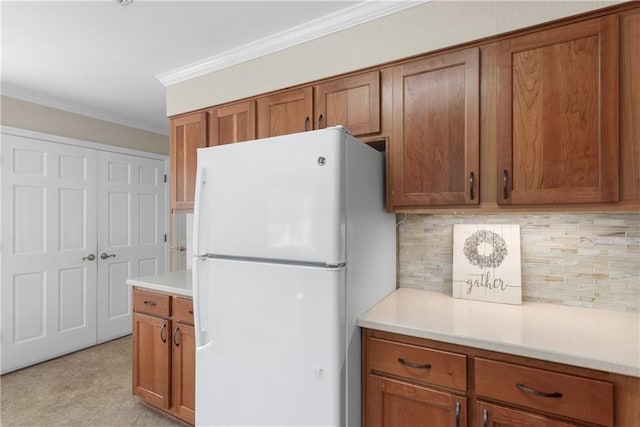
463,229,508,269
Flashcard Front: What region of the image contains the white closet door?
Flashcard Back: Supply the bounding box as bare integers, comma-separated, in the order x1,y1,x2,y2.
96,151,166,342
1,135,98,373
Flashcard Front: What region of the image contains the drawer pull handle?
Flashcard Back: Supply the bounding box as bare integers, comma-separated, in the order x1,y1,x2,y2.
515,382,563,398
188,310,193,315
143,300,156,307
398,358,431,369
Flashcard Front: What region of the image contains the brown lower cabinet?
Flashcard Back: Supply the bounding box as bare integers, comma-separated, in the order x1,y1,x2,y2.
368,375,467,427
477,401,577,427
363,329,639,427
132,287,195,425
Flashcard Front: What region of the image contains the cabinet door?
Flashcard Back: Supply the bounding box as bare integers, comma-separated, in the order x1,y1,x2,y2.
477,401,577,427
257,87,313,138
315,70,380,136
210,101,256,146
620,7,640,203
132,312,171,409
172,322,195,424
390,47,480,208
497,15,619,205
170,111,208,211
367,374,466,427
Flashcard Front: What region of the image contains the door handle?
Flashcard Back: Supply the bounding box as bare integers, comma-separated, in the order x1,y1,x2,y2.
82,254,96,261
100,252,116,260
173,327,180,347
160,323,167,343
469,171,475,200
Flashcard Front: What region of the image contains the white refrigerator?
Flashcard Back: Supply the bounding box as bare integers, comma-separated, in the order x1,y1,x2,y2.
192,127,395,426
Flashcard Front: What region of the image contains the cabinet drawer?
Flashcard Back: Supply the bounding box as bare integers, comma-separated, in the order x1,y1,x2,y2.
173,297,194,325
133,288,170,317
368,338,467,392
475,358,613,426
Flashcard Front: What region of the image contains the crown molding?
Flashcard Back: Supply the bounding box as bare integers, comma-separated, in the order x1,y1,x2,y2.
1,126,168,160
156,1,426,87
1,84,169,136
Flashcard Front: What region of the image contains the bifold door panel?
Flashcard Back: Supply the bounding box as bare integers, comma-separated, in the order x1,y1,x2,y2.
1,133,166,373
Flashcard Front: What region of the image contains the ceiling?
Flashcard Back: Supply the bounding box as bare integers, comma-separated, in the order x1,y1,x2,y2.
1,1,418,136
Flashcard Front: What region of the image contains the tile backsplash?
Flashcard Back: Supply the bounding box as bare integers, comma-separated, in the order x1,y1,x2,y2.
398,213,640,312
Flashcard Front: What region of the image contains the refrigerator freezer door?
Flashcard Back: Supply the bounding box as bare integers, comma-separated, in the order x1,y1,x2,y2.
195,258,345,427
193,128,346,264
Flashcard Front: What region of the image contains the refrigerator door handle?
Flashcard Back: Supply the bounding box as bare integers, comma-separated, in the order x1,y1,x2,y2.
192,257,210,349
192,164,210,349
192,165,207,258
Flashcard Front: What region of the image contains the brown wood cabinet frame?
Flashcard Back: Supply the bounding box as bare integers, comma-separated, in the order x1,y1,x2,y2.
169,2,640,213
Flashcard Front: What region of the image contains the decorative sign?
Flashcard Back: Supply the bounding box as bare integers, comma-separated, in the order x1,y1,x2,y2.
453,224,522,305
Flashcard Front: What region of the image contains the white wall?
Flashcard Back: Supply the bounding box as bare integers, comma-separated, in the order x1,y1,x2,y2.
1,96,169,155
166,0,622,116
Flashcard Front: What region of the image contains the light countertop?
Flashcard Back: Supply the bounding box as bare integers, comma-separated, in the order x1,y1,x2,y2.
126,269,192,297
358,288,640,377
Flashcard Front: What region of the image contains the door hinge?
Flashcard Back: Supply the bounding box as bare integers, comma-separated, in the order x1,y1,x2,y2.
164,174,167,183
164,234,167,242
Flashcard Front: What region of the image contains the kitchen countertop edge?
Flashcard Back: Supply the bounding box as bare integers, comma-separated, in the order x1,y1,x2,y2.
126,269,192,297
358,288,640,378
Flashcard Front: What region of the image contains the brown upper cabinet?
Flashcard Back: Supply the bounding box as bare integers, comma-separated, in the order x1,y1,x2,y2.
170,111,208,212
257,87,313,138
617,7,639,204
389,47,480,208
209,100,256,146
497,15,619,205
314,70,381,137
168,4,639,213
